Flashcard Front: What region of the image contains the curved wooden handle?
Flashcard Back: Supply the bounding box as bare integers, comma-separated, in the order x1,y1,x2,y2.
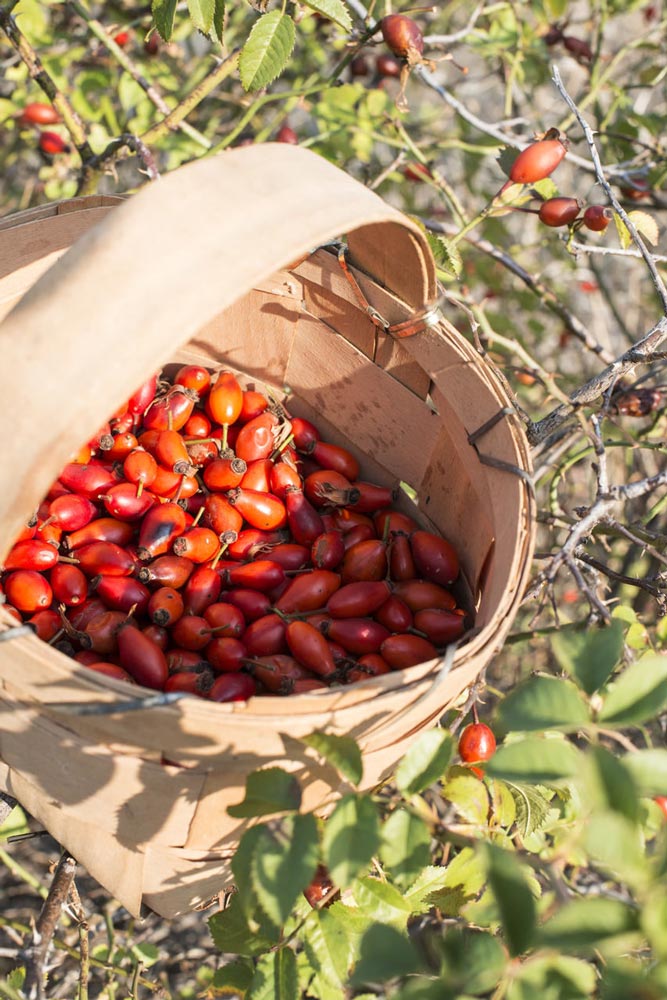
0,144,436,557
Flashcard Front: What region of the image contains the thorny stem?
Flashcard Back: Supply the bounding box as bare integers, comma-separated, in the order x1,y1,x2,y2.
140,50,240,147
22,851,77,1000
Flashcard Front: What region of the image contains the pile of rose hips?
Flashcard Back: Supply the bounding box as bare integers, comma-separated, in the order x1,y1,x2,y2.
0,367,468,703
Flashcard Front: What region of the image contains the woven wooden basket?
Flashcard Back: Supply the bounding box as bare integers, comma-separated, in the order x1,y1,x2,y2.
0,145,534,917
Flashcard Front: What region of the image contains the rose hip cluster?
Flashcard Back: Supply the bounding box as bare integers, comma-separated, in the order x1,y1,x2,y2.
505,130,612,234
0,367,467,702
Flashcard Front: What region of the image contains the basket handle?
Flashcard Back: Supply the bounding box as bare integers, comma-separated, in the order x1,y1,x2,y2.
0,144,436,557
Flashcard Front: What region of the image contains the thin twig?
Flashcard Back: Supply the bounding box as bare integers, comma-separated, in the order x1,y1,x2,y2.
551,65,667,315
425,218,615,365
22,852,77,1000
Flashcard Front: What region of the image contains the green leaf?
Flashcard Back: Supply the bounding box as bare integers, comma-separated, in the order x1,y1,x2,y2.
426,232,463,279
302,731,363,785
396,728,453,795
405,855,484,916
350,924,422,985
484,844,537,956
552,620,624,695
212,959,253,994
584,745,639,821
239,12,296,92
301,0,352,30
152,0,178,40
538,898,640,952
623,749,667,797
442,766,491,824
322,795,379,886
508,782,554,839
599,654,667,726
208,894,279,957
583,811,648,891
248,948,298,1000
641,893,667,958
302,909,353,992
232,826,264,920
130,942,159,967
497,675,590,732
227,767,301,817
506,955,596,1000
486,738,581,784
213,0,225,41
354,877,412,926
440,928,507,996
379,808,431,891
187,0,215,33
251,814,319,926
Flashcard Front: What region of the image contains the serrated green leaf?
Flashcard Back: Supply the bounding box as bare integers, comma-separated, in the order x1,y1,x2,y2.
239,12,296,92
484,844,536,956
538,897,640,952
302,908,353,990
302,731,362,785
208,894,279,958
327,899,373,936
584,745,639,821
152,0,178,40
403,864,453,911
212,959,253,994
426,232,463,278
486,738,581,784
301,0,352,30
251,814,319,926
442,765,491,824
508,782,554,839
623,749,667,797
407,849,485,916
396,728,453,795
379,808,431,890
354,877,412,926
628,209,659,245
599,653,667,726
248,948,297,1000
350,924,422,985
322,794,379,886
212,0,225,41
187,0,214,33
552,620,624,694
498,675,590,732
227,767,301,817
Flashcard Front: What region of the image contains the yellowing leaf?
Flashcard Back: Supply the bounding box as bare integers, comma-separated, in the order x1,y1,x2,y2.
628,209,659,245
